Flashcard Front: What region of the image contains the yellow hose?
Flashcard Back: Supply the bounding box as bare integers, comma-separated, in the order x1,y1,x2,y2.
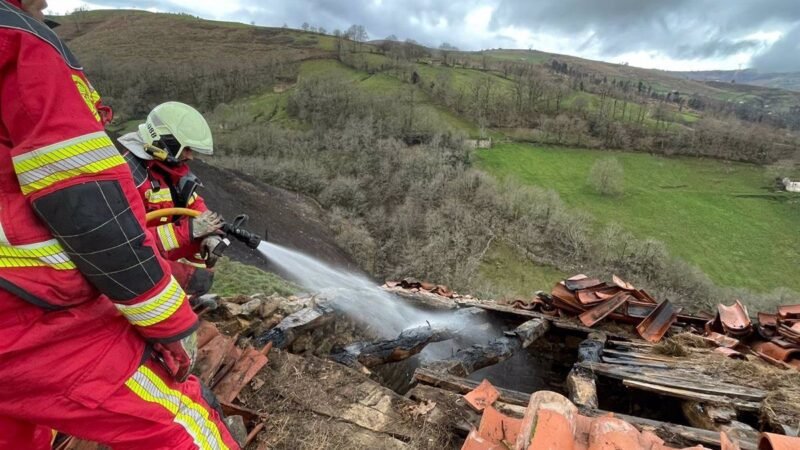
145,207,201,222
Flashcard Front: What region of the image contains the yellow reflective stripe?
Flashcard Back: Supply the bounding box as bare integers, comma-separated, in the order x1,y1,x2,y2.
0,239,76,270
125,365,228,450
146,189,173,204
115,277,186,327
156,223,180,252
187,193,198,206
13,132,126,195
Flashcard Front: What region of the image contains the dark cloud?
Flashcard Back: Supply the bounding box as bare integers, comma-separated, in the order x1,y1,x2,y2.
751,24,800,72
491,0,800,70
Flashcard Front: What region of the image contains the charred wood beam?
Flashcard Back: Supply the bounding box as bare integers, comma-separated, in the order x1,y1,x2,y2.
329,325,456,369
567,332,606,409
254,302,335,348
424,318,549,377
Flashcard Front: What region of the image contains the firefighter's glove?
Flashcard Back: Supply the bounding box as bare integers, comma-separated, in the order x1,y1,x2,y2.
153,331,198,383
191,210,224,240
201,235,224,268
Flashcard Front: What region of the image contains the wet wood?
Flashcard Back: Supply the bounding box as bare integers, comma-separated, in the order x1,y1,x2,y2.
254,302,335,348
682,401,737,430
455,300,629,339
566,368,598,409
413,367,531,407
584,408,758,450
406,384,480,435
602,348,676,363
330,325,455,369
383,286,458,310
424,319,549,376
577,362,767,401
504,318,550,348
623,380,761,412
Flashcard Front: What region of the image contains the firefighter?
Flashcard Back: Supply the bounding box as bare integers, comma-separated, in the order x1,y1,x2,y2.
0,1,239,449
118,102,224,300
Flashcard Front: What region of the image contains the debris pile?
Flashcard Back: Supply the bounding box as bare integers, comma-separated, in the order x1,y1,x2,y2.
528,274,707,343
461,381,800,450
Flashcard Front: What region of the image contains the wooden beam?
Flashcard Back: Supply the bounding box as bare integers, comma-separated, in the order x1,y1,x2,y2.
413,367,531,407
622,380,761,412
455,300,628,339
577,362,767,401
424,318,549,376
329,325,455,369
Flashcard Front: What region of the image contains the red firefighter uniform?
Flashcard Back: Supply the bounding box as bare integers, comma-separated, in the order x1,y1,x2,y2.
117,134,216,296
0,1,238,448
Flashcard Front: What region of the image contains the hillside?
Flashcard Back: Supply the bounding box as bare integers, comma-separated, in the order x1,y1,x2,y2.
670,68,800,93
52,10,800,307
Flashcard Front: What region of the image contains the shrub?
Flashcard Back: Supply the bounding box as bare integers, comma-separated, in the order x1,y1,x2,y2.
588,157,624,196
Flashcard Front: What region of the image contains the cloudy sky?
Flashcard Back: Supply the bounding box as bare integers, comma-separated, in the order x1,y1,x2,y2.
49,0,800,72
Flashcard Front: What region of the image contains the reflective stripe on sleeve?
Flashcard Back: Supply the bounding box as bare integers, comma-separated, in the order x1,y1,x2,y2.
0,239,76,270
115,277,186,327
156,223,180,252
13,131,126,195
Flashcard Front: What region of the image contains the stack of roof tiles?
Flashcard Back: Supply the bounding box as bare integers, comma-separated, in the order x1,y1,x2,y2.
460,380,800,450
543,274,709,343
714,303,800,369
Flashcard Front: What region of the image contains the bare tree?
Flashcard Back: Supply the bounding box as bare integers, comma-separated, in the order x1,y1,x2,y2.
588,158,624,196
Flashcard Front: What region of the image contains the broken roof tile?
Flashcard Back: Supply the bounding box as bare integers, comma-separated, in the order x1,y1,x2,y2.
717,301,752,336
464,379,500,412
465,390,715,450
477,405,521,446
579,294,628,328
759,432,800,450
753,341,800,363
776,304,800,320
636,300,682,343
714,347,747,360
566,277,604,291
612,274,636,291
704,332,741,349
577,286,622,306
757,312,778,328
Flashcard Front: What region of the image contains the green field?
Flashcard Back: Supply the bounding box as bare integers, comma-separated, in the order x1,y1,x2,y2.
477,143,800,292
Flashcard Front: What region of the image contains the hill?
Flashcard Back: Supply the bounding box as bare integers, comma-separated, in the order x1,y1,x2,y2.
52,10,800,307
669,69,800,93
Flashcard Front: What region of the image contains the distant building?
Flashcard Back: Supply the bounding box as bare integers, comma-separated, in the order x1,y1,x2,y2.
782,177,800,193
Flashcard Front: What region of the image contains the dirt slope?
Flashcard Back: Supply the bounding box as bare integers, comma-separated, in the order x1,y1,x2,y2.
191,160,360,277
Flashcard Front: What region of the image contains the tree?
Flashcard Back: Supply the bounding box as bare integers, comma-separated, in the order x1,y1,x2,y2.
588,158,624,196
318,27,327,35
346,24,369,42
386,34,398,41
301,22,310,31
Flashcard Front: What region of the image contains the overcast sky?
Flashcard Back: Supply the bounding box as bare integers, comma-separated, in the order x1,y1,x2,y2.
49,0,800,72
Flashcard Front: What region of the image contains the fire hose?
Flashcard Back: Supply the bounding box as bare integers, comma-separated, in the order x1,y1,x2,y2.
145,208,264,256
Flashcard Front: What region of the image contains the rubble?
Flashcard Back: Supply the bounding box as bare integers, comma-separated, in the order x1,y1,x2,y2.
460,382,776,450
55,279,800,449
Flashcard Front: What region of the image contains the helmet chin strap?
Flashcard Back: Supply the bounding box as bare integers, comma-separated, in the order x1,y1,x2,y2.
143,143,181,166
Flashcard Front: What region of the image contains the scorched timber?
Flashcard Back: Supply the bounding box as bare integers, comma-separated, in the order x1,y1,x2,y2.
329,325,456,369
424,318,550,376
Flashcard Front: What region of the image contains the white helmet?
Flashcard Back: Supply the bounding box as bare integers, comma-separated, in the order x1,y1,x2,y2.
138,102,213,159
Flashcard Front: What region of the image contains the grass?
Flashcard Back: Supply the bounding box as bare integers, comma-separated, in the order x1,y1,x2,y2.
476,143,800,292
474,242,567,299
213,257,297,297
